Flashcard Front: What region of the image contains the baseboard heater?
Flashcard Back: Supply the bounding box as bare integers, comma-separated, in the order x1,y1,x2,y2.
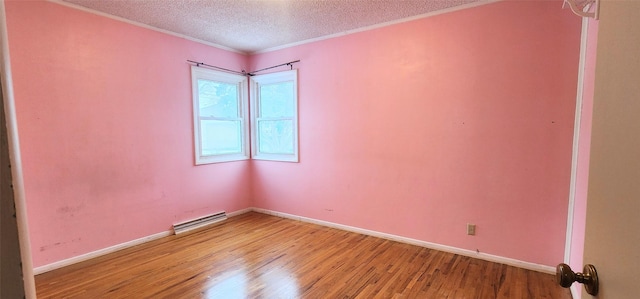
172,211,227,235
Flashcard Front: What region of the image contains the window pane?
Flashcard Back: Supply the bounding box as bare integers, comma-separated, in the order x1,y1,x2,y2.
259,81,294,118
258,120,294,154
198,79,238,118
200,120,241,155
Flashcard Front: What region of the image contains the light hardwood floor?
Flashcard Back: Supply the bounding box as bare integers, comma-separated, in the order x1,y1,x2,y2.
35,212,571,298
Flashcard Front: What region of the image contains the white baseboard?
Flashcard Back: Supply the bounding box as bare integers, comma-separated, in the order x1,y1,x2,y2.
227,207,253,217
33,207,254,275
33,207,554,276
33,230,172,275
252,207,556,275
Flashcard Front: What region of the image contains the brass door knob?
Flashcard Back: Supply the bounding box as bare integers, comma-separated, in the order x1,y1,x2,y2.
556,263,599,296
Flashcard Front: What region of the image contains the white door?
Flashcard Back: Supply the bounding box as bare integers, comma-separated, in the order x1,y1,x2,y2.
582,0,640,298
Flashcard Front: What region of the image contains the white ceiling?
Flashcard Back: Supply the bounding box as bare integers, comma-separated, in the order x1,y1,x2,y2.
60,0,485,54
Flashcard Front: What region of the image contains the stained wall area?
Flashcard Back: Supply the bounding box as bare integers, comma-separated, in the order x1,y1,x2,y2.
5,0,252,267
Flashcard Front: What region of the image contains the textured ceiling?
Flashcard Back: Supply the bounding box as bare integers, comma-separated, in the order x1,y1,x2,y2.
60,0,483,54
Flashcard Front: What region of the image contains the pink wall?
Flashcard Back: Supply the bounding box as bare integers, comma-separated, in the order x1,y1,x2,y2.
6,0,252,267
569,18,599,299
6,0,584,270
250,1,582,267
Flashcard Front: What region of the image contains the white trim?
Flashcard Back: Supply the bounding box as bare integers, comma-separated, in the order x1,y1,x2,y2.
33,208,254,275
250,70,299,162
565,15,592,299
564,17,589,267
48,0,498,55
0,1,37,297
252,208,556,274
33,230,172,275
227,207,253,217
191,66,250,165
46,0,244,54
32,205,556,276
571,285,580,298
253,0,501,54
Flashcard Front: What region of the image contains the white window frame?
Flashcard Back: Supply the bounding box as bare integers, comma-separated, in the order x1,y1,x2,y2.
191,66,249,164
250,70,299,162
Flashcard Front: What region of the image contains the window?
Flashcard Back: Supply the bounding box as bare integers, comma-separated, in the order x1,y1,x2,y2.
250,70,299,162
191,66,249,164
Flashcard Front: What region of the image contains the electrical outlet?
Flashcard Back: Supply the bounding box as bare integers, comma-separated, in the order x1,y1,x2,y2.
467,224,476,236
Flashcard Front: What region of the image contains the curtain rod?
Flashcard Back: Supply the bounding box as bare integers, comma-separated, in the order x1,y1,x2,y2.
187,59,300,76
249,60,300,75
186,60,248,76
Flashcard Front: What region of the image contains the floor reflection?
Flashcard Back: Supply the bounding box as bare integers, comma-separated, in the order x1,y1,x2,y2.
261,267,299,298
203,260,299,298
204,270,248,298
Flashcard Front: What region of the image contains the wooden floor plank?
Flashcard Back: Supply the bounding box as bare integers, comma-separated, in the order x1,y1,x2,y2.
35,212,571,298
